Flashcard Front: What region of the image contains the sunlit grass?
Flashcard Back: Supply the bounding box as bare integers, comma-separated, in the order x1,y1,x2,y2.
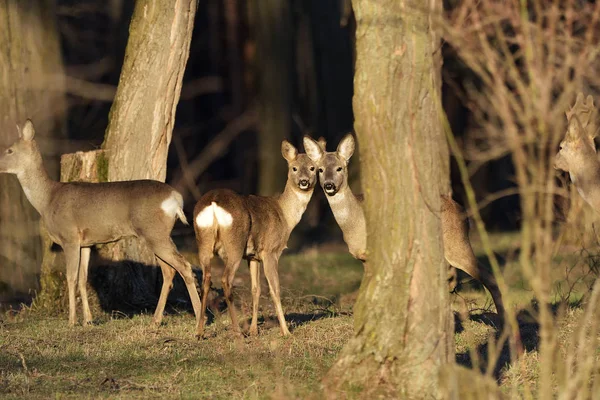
1,234,599,398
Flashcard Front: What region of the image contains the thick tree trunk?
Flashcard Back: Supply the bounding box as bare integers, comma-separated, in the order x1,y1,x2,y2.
250,0,293,196
324,1,452,398
99,0,197,268
0,0,65,297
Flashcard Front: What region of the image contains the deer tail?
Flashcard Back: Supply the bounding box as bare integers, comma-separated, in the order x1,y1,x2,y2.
172,191,189,225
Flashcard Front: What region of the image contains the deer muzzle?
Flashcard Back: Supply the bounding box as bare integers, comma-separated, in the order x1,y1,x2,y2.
298,179,310,190
323,182,337,195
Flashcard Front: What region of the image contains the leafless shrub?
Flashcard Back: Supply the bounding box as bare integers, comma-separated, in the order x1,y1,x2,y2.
439,0,600,397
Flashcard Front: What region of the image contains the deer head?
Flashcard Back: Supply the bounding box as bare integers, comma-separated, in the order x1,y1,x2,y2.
0,120,42,176
554,93,598,175
303,133,355,196
281,140,317,191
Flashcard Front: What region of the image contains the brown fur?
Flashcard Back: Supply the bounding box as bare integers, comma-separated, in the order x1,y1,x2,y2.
0,120,202,335
304,134,505,316
554,92,600,212
193,141,317,336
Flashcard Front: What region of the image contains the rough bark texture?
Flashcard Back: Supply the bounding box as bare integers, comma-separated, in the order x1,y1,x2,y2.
323,1,452,398
0,0,65,296
251,0,293,196
100,0,197,266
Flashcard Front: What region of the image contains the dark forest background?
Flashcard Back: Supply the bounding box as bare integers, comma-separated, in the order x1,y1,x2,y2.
0,0,518,306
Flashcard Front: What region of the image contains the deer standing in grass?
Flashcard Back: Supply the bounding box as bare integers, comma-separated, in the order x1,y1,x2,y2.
303,134,506,317
0,120,203,335
193,141,317,336
554,93,600,212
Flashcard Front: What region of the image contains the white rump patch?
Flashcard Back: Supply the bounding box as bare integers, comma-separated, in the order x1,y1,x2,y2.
161,195,180,217
195,202,233,228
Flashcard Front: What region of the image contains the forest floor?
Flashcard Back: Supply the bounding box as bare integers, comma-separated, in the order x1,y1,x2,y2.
0,232,598,399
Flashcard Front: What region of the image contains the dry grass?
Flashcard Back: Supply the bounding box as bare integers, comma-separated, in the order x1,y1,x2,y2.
1,238,599,398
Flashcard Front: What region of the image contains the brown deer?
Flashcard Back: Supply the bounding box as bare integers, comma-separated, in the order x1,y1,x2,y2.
0,120,203,335
303,134,505,316
554,93,600,211
193,140,317,336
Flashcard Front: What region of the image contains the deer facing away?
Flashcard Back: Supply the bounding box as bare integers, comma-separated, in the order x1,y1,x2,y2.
0,120,203,335
303,134,505,317
193,140,317,336
554,93,600,212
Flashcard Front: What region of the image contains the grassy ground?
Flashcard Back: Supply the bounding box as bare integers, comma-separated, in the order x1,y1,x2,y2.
1,235,598,398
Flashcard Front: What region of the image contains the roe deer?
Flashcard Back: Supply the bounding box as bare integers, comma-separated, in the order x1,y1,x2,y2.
554,93,600,211
193,140,317,336
0,120,203,334
303,134,505,316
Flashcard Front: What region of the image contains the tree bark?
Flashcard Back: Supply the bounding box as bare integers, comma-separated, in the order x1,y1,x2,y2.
0,0,66,297
100,0,197,268
323,1,452,398
250,0,293,196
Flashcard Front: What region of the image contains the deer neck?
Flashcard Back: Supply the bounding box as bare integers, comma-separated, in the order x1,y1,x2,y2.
570,155,600,212
17,159,58,214
325,184,362,228
275,181,314,231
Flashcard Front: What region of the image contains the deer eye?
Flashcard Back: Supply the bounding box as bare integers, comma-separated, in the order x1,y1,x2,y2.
292,167,298,172
336,167,343,172
318,168,323,173
310,166,315,171
6,148,13,155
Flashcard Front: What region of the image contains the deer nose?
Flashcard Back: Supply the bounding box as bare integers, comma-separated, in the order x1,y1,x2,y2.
299,179,310,189
324,182,336,192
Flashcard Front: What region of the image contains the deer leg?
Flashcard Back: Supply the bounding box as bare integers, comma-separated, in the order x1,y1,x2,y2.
197,253,212,337
152,259,177,327
478,268,506,317
448,252,505,317
63,244,81,326
151,240,203,336
262,254,290,336
221,258,243,335
249,259,261,336
78,247,93,325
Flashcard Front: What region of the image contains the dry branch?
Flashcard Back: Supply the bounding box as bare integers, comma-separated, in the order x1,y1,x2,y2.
172,107,258,201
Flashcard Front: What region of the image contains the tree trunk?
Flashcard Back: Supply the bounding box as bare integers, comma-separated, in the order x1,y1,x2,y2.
0,0,66,298
99,0,197,269
250,0,293,196
323,1,452,398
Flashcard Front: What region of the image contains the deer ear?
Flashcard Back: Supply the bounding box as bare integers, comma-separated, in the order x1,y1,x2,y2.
281,140,298,162
303,136,324,162
337,134,355,161
566,115,586,143
317,137,327,151
22,120,35,141
586,95,594,107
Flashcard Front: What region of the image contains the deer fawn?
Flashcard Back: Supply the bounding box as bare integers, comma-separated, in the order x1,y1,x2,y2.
0,120,203,335
554,93,600,211
193,140,317,336
303,134,505,316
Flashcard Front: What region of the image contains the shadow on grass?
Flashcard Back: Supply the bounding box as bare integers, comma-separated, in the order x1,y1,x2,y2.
86,254,224,325
455,298,587,380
